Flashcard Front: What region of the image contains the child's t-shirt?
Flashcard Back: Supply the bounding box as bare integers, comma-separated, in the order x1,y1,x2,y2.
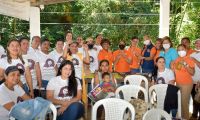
99,81,115,92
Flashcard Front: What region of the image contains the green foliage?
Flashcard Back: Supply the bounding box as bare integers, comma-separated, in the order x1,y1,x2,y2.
72,0,159,50
0,0,200,49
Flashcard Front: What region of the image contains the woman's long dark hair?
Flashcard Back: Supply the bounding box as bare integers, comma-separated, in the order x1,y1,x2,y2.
152,57,165,80
98,59,109,72
6,39,25,64
57,60,78,97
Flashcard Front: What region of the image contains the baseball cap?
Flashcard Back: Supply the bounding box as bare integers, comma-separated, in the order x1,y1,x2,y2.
5,66,24,75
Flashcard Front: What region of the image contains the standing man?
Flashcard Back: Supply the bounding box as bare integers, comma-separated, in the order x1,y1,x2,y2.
181,37,195,56
29,36,41,56
128,36,142,74
85,37,99,73
50,39,64,68
113,41,132,74
94,33,103,54
19,37,42,96
37,39,57,88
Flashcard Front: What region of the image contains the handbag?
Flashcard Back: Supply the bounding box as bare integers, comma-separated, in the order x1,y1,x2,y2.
34,88,46,99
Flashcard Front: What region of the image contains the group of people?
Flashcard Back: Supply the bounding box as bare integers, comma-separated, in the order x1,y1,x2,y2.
0,31,199,120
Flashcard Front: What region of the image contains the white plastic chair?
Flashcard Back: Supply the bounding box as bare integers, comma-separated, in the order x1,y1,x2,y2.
49,103,57,120
142,108,172,120
115,85,148,103
149,84,181,118
124,75,149,91
92,98,135,120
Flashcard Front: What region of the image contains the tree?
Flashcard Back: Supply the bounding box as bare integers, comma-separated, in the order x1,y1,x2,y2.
0,0,200,49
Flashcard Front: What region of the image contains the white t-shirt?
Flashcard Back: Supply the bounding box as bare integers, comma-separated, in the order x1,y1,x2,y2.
49,50,63,68
0,45,6,59
93,44,102,54
28,47,41,60
156,68,175,84
71,53,85,79
46,76,82,101
37,51,56,81
0,58,29,84
0,84,25,120
88,49,98,73
191,52,200,83
22,52,39,89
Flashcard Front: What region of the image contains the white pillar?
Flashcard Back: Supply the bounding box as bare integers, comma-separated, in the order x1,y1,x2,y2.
159,0,170,38
30,7,40,39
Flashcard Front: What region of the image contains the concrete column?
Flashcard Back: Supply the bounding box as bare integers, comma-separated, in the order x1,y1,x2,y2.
30,7,40,40
159,0,171,38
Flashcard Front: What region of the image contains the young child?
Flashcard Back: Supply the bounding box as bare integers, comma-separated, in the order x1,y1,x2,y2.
100,72,116,93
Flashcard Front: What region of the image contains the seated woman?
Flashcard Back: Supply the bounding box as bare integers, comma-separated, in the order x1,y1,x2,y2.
152,57,177,117
46,60,84,120
94,59,116,86
152,57,175,85
0,66,30,119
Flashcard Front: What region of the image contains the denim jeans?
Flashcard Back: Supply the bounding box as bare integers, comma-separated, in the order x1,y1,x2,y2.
42,80,49,89
171,109,177,118
130,69,140,74
57,102,84,120
9,97,51,120
142,69,153,74
22,83,29,94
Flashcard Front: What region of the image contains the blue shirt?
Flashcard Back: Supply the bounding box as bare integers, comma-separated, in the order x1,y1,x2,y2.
159,48,178,68
142,44,155,73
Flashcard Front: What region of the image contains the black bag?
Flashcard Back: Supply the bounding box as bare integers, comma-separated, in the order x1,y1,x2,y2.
34,89,46,99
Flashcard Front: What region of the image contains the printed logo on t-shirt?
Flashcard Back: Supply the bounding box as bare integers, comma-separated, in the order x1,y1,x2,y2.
57,56,64,64
44,58,55,67
1,54,6,58
156,77,165,84
72,58,79,66
16,63,25,75
58,86,72,98
28,59,35,70
89,56,94,63
17,96,23,103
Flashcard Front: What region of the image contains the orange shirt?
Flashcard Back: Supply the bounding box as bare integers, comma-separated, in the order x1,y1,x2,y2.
154,50,160,63
187,48,195,56
113,50,131,73
128,46,142,69
173,56,195,84
98,49,113,72
142,46,157,57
